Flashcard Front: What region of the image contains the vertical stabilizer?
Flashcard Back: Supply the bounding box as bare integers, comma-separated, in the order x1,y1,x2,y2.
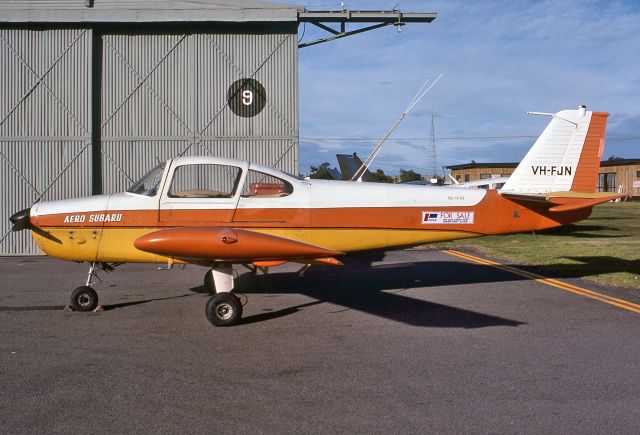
337,153,376,182
501,107,608,194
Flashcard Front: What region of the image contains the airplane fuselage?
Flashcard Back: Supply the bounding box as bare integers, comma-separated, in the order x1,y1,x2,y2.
28,166,589,264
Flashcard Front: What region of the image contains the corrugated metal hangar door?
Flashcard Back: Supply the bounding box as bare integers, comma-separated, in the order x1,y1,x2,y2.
101,30,299,194
1,27,298,255
0,28,92,255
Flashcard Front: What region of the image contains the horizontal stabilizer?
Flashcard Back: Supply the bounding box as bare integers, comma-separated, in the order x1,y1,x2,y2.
501,191,627,212
134,227,344,262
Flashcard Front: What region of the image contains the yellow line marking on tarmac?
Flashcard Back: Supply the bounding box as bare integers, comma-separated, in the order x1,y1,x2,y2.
442,249,640,314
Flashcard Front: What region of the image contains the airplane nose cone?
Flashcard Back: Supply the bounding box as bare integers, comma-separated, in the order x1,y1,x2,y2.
10,208,32,231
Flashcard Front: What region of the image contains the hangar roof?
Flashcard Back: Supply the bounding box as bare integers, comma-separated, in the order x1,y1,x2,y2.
0,1,437,28
0,0,301,23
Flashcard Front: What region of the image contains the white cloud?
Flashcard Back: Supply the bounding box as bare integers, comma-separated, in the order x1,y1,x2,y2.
285,0,640,173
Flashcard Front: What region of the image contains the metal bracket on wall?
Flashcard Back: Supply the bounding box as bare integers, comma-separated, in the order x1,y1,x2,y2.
297,9,436,48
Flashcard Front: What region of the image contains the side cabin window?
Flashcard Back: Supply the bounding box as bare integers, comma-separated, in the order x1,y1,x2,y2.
168,164,242,198
241,170,293,198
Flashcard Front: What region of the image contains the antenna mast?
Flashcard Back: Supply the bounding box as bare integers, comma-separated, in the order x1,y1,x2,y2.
351,73,444,181
427,113,437,177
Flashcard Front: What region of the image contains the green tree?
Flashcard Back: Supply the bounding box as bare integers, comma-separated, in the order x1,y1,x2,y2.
309,162,333,179
399,169,422,183
372,168,395,183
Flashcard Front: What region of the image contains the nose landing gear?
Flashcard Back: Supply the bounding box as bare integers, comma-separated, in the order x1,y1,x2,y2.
67,262,117,312
69,285,99,312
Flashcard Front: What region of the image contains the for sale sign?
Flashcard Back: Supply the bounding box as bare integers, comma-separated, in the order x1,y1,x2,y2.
422,211,474,224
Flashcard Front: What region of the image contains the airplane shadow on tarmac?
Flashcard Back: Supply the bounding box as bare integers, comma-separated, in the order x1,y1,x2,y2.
227,248,638,327
224,251,529,329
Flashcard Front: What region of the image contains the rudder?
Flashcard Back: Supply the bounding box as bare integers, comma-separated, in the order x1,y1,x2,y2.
570,111,608,192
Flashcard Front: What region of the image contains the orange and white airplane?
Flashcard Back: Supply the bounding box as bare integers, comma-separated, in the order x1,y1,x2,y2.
10,106,625,326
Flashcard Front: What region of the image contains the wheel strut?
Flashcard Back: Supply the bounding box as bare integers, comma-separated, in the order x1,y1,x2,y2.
204,264,244,327
86,262,99,286
67,262,103,312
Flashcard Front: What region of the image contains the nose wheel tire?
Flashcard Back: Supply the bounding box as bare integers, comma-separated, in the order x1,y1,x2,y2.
205,293,242,327
70,286,99,312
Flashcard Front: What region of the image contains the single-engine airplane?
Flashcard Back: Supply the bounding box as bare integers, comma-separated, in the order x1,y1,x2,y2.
10,106,626,326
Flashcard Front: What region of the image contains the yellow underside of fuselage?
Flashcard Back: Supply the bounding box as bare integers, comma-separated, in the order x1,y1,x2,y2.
33,227,481,263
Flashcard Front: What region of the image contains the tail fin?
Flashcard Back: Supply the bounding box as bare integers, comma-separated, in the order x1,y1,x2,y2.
501,106,608,194
336,153,376,182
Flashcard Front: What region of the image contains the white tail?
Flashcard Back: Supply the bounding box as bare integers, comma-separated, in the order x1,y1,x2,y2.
501,107,608,194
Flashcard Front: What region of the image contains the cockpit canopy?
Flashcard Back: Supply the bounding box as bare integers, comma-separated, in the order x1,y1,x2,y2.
126,158,297,199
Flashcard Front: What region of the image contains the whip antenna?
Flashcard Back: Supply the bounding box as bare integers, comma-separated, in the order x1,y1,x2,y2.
351,73,444,181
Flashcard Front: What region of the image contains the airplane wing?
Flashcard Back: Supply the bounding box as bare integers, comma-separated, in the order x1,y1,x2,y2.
500,191,627,212
134,227,344,266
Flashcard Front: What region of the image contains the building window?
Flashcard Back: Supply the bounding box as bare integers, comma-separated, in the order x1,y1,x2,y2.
480,174,491,179
464,174,470,182
597,173,617,193
637,170,640,178
455,175,461,182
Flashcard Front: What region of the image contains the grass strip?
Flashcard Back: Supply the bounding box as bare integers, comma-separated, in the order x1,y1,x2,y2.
435,201,640,290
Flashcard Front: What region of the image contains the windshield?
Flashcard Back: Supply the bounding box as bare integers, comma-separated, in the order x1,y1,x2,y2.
127,162,166,196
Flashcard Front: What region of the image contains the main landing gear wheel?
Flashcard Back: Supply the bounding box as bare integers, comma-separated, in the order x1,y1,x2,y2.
69,286,98,312
205,293,243,327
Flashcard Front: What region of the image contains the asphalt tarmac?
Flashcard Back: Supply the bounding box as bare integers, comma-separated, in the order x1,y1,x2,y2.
1,249,639,434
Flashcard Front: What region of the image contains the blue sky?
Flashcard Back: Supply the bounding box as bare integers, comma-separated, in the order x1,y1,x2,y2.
285,0,640,175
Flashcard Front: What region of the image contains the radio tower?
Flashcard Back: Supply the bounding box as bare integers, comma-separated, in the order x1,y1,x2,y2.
427,113,438,177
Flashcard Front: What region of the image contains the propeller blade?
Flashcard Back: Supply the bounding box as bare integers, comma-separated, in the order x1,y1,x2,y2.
9,208,32,232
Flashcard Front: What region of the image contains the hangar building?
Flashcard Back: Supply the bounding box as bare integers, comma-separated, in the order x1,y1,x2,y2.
0,0,436,254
